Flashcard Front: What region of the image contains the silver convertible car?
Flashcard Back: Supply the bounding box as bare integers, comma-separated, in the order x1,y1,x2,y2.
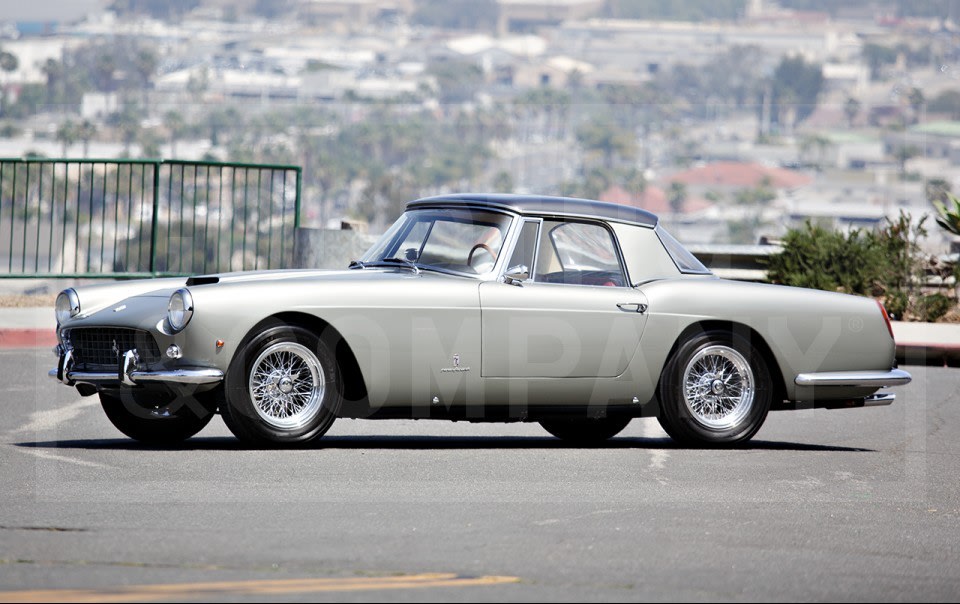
49,194,911,446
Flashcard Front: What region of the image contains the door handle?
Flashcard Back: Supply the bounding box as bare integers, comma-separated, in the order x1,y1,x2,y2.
617,303,647,313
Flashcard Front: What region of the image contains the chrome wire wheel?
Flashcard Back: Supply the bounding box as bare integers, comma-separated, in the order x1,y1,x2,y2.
248,342,325,431
682,344,755,430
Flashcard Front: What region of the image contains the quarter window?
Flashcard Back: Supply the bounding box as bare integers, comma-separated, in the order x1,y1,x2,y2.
506,220,539,276
534,221,626,287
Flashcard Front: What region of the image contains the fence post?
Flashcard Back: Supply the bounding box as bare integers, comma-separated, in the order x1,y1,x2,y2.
148,160,161,274
294,167,302,229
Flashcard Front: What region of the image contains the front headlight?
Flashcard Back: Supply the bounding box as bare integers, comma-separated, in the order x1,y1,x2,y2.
55,289,80,325
167,288,194,332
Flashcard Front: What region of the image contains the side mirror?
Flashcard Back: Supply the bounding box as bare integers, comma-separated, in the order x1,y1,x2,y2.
504,264,529,285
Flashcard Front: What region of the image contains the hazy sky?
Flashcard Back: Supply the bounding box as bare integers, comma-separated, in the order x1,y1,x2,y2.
0,0,109,22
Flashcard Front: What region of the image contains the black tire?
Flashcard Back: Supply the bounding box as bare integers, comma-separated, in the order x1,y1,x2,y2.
540,417,631,444
100,390,215,445
657,330,772,446
221,324,340,446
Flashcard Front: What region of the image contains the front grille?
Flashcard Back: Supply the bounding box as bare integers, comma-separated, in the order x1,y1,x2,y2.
63,328,162,371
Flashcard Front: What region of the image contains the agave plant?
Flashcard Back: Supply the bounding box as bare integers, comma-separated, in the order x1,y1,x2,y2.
934,192,960,236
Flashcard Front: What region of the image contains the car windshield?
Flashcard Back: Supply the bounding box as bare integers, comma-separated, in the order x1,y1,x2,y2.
358,208,513,276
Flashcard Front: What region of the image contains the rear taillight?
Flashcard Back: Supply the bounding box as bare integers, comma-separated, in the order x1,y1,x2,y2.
876,300,894,340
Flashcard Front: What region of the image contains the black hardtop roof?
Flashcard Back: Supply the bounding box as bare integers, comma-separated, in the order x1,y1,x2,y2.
407,193,658,227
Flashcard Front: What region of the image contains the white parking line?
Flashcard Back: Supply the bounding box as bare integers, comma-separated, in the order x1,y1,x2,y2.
7,397,112,469
9,445,111,469
15,398,99,434
642,419,670,471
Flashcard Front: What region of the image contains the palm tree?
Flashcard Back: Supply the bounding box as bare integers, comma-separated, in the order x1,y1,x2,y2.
164,110,187,158
0,48,18,83
894,145,920,178
77,120,97,158
114,104,141,157
576,116,636,170
94,53,116,92
134,48,158,110
668,182,687,215
844,96,861,128
0,48,17,111
56,120,78,156
934,192,960,237
908,87,925,124
41,58,64,106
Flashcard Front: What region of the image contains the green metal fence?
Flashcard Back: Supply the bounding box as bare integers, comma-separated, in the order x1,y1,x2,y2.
0,158,302,278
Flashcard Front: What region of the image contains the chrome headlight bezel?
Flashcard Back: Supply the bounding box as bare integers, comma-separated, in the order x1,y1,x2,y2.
167,288,194,333
55,289,80,325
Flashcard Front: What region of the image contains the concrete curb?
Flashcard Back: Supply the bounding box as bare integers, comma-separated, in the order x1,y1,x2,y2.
0,307,56,350
892,321,960,367
0,328,57,349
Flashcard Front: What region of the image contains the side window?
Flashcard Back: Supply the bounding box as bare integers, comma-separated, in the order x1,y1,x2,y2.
536,221,626,287
506,220,539,275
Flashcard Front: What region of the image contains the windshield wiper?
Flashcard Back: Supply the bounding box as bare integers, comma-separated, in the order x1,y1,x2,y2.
348,260,366,269
375,257,421,275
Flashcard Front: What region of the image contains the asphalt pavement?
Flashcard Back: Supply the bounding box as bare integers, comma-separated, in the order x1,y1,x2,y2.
1,348,958,602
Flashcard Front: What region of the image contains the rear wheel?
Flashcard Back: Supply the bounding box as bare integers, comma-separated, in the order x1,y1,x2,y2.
221,324,340,446
540,417,631,444
100,390,214,445
657,331,772,446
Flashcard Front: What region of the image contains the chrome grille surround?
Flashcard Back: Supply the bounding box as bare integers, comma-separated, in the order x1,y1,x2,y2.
62,328,162,372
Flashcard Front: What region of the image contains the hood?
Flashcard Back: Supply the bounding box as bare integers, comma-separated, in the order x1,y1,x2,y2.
61,267,467,330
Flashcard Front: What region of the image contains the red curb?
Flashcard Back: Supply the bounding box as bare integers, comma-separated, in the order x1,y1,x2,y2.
0,329,57,349
896,342,960,352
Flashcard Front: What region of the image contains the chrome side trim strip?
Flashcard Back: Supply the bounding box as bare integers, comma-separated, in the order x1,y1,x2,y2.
48,367,224,386
795,368,912,388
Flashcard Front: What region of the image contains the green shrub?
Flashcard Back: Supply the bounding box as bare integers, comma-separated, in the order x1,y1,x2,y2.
884,290,909,320
766,212,956,322
919,293,954,322
765,221,888,296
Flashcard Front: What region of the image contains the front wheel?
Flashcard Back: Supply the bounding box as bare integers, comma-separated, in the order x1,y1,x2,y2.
221,324,340,446
100,391,214,445
540,417,631,444
657,331,772,446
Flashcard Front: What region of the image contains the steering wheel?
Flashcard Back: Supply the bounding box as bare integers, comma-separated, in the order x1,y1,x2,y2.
467,243,496,269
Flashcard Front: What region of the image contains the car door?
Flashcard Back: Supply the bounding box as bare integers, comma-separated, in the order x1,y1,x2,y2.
479,218,648,380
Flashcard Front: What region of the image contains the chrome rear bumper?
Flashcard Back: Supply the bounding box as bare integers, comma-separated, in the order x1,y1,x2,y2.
862,392,896,406
794,368,912,388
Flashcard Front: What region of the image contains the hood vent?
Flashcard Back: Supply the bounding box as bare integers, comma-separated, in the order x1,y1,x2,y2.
186,275,219,286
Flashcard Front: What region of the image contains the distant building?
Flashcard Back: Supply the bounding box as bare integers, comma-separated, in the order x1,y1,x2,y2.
884,121,960,164
496,0,604,35
2,0,107,22
554,19,863,77
299,0,414,28
821,62,869,94
510,55,594,88
599,185,712,216
668,161,812,191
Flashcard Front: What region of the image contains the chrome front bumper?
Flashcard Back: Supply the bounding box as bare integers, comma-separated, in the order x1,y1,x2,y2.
794,368,912,388
50,347,223,387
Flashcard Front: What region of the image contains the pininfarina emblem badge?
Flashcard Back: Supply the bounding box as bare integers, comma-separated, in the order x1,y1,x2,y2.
441,353,470,373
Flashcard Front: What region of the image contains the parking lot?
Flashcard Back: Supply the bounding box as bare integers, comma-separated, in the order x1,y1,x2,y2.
1,348,958,601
